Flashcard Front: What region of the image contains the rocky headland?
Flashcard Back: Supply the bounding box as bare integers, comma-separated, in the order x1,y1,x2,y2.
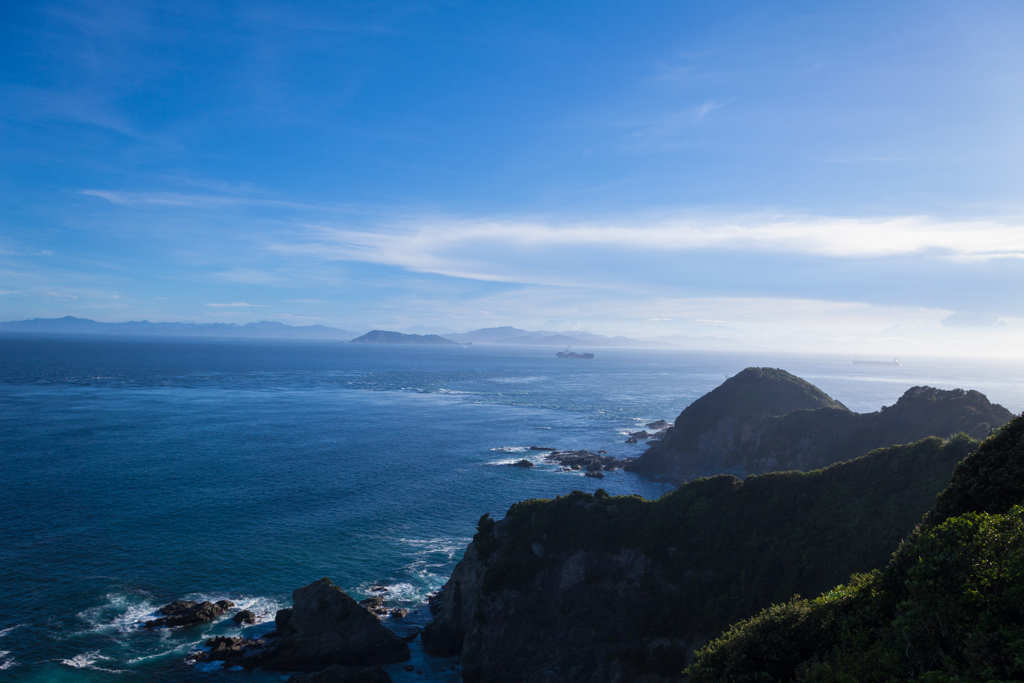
625,367,1012,485
421,432,979,681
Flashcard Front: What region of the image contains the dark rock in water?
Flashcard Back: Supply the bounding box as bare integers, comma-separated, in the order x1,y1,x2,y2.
544,449,627,473
584,471,604,478
645,420,670,430
625,437,638,444
287,664,392,683
628,430,650,439
367,585,387,593
258,578,409,671
202,635,267,661
401,627,420,642
390,608,409,620
403,664,415,672
145,599,235,628
511,459,533,468
233,610,257,625
529,446,555,451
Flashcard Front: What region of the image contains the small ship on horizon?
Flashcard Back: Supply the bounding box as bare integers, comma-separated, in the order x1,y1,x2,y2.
556,347,594,359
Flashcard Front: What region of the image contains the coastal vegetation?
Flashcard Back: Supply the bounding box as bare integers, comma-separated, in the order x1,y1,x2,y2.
685,413,1024,682
425,432,979,681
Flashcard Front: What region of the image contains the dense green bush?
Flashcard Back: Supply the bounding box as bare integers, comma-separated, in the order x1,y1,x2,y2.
686,415,1024,682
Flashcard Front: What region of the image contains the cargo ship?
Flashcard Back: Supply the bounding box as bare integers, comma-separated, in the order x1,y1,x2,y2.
853,359,901,366
556,347,594,359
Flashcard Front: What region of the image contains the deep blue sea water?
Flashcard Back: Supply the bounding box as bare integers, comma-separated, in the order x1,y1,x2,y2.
1,336,1022,682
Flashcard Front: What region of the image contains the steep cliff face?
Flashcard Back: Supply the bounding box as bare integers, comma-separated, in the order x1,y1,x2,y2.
425,435,977,683
625,369,1011,484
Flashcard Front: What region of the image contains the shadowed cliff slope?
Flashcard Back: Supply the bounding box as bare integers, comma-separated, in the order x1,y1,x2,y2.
625,368,1011,484
424,434,978,683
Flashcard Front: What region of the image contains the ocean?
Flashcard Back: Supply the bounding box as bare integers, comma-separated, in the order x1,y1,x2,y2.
1,336,1022,682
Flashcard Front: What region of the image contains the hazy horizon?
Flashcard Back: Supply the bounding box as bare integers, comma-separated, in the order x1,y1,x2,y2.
3,2,1024,357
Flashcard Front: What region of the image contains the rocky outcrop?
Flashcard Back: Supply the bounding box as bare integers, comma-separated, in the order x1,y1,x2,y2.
145,599,235,628
190,635,270,667
625,368,1012,485
424,434,979,682
258,579,410,671
233,609,257,624
544,450,626,472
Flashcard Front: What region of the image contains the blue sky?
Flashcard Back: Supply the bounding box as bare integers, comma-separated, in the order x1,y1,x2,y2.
2,1,1024,355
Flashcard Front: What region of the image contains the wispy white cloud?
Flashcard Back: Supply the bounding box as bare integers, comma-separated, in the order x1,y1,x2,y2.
272,213,1024,288
204,302,266,308
80,189,326,211
694,100,721,121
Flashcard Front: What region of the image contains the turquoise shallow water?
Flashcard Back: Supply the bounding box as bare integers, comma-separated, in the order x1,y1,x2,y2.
1,336,1022,682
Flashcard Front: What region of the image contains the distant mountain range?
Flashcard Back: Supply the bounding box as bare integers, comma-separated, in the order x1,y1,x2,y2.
0,316,741,349
0,316,358,340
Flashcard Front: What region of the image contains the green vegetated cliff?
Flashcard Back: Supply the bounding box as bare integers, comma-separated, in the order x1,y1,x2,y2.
686,413,1024,683
625,367,1012,485
423,433,979,682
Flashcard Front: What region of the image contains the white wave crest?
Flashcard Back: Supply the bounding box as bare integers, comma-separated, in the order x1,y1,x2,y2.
59,651,127,673
0,650,15,671
0,625,23,639
76,594,158,634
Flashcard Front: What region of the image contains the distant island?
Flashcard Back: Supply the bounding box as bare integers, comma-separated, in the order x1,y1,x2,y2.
349,330,461,345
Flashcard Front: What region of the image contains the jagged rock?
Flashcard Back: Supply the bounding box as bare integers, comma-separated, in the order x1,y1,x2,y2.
584,471,604,478
544,450,627,473
358,596,385,610
258,579,409,671
529,446,555,451
287,664,392,683
646,420,670,429
203,635,267,661
390,609,408,619
145,599,235,628
233,609,257,625
511,459,533,468
629,430,651,439
625,437,638,444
